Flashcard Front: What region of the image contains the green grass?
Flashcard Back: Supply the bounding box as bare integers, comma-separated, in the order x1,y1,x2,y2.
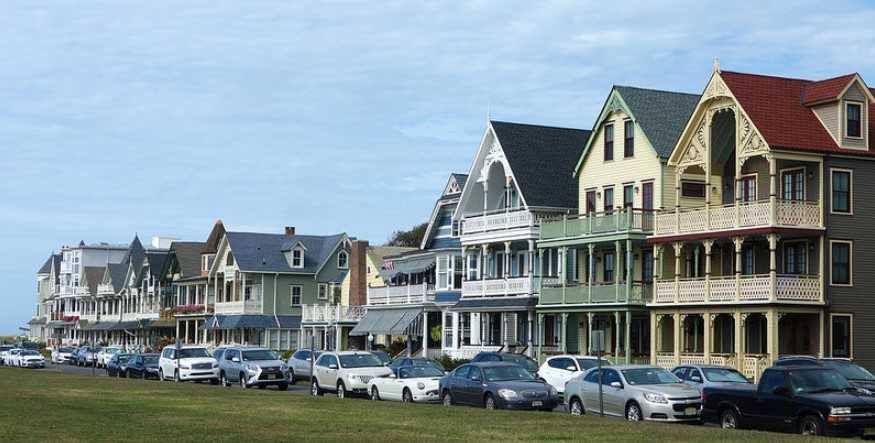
0,368,835,442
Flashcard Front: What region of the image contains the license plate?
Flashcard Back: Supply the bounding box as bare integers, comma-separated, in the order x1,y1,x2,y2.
685,407,697,416
532,401,543,407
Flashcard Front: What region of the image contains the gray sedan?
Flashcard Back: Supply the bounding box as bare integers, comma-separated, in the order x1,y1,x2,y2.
564,365,702,422
671,364,752,393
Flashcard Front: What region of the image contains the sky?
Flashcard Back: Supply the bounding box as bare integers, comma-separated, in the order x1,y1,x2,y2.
3,0,875,334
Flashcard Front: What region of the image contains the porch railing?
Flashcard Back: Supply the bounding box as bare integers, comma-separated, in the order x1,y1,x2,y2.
367,283,435,305
302,304,366,323
214,298,263,314
539,282,650,305
653,199,822,237
540,208,654,241
652,274,822,304
461,209,535,235
462,276,534,297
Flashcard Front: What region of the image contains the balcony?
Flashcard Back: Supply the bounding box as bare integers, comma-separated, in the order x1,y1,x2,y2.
539,282,650,305
652,274,822,305
460,210,537,243
540,209,653,242
367,283,435,305
462,276,533,297
97,283,115,294
214,299,263,314
301,305,366,323
100,313,121,322
653,199,822,238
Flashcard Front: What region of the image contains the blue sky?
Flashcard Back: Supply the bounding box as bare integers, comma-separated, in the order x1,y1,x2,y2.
2,0,875,333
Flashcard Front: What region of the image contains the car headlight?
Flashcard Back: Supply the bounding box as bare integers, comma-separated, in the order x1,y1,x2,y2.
643,392,668,404
831,406,852,415
211,362,219,369
498,389,519,400
245,364,258,374
417,382,426,390
548,386,558,397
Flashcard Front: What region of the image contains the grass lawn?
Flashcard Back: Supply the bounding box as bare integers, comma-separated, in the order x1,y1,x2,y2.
0,367,835,442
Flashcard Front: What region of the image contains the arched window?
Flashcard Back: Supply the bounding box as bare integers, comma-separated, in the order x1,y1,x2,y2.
337,250,349,269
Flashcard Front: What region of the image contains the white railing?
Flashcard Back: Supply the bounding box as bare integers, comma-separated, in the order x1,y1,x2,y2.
214,299,263,314
367,283,435,305
444,346,502,360
302,305,366,323
654,199,822,237
461,210,535,235
80,313,98,322
679,354,707,365
655,353,676,369
652,275,822,304
462,276,532,297
100,313,121,322
97,283,115,294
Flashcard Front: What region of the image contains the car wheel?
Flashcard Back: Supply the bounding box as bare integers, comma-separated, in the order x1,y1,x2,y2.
289,369,296,385
220,372,229,387
441,390,453,406
569,397,584,416
625,402,643,422
277,383,288,391
240,374,248,389
484,394,496,410
210,378,219,386
799,415,824,436
402,388,415,403
370,386,381,401
116,369,121,378
311,380,322,396
174,370,181,383
159,369,164,381
720,408,740,430
336,381,346,399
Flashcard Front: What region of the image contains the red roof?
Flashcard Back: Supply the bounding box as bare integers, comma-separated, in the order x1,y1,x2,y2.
801,73,857,105
721,71,875,156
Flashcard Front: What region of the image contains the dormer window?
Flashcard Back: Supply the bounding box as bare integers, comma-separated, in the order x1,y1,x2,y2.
846,102,862,138
226,252,234,266
337,250,349,269
292,248,304,268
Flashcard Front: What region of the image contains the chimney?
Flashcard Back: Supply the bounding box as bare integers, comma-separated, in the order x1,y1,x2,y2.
284,226,296,236
349,240,369,306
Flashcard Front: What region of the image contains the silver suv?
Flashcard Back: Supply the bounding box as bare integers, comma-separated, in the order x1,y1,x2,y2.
218,347,289,390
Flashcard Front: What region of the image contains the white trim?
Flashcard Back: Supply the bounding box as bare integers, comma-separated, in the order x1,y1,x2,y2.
291,248,305,269
623,118,635,158
317,283,328,300
781,240,809,274
337,250,349,270
739,173,757,202
829,239,853,287
829,168,854,215
843,100,865,140
779,166,806,201
829,313,853,359
290,285,303,306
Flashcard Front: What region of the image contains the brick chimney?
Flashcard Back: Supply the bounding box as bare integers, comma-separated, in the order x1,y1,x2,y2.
284,226,295,236
349,240,369,306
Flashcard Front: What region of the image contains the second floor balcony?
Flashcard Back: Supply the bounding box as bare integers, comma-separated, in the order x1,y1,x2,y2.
462,276,534,297
540,282,651,305
541,209,654,242
301,304,366,323
653,200,821,239
460,209,538,243
214,298,263,314
367,283,436,305
652,274,822,305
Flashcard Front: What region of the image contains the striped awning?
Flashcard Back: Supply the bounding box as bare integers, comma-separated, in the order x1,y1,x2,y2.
349,307,422,336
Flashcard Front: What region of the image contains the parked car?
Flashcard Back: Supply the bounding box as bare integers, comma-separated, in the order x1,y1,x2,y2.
287,349,322,384
371,350,391,366
0,346,17,365
440,362,559,411
565,365,701,422
311,351,393,398
51,347,76,364
702,365,875,436
218,347,289,390
97,347,122,368
212,347,228,362
471,352,539,375
5,349,23,367
158,345,219,383
369,364,444,403
775,356,875,394
671,364,752,393
387,357,446,377
538,355,611,395
125,353,160,379
106,353,133,377
16,350,46,368
74,347,98,367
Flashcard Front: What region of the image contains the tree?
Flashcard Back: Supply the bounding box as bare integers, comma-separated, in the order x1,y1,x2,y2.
386,222,428,247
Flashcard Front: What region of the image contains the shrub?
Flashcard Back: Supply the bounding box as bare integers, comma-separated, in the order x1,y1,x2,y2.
435,355,470,371
280,350,294,360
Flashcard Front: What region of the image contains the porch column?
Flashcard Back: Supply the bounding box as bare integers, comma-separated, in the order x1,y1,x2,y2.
650,313,658,364
614,311,621,360
703,240,713,303
768,154,777,225
586,313,594,354
527,240,535,277
734,237,743,301
625,239,633,302
452,312,460,350
526,313,533,357
461,246,467,280
736,312,747,372
587,244,595,303
560,313,568,353
818,310,825,358
194,320,199,344
654,245,663,280
503,241,511,278
478,246,485,280
674,172,681,234
422,313,429,357
336,325,342,352
537,313,544,362
625,311,632,364
766,310,777,364
615,240,622,302
768,233,778,302
482,181,489,214
559,246,568,287
673,242,683,303
704,312,712,364
673,312,681,365
184,320,190,343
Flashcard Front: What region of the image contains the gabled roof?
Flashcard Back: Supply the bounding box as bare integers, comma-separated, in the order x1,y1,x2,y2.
224,231,347,274
490,120,590,209
168,241,206,279
367,246,418,270
801,73,859,105
107,262,127,291
614,86,700,159
82,266,105,295
144,250,169,279
202,220,226,254
37,254,58,274
721,70,875,155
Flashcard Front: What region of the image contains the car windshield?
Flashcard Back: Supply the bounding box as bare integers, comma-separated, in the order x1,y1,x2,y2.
60,347,74,353
339,353,383,368
178,348,211,359
401,367,445,378
118,354,132,363
791,369,851,394
106,348,120,353
702,368,749,383
502,354,538,371
577,359,611,370
622,368,681,385
821,361,875,381
371,352,390,364
483,365,535,382
21,350,40,356
144,356,159,364
242,350,278,361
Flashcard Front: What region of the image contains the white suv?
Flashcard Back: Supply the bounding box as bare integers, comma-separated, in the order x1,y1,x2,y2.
311,351,392,399
97,347,121,368
158,346,219,384
538,355,611,395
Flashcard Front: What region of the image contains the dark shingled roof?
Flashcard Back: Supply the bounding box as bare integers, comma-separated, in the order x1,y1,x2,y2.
225,231,346,274
145,250,169,279
450,173,468,193
82,266,105,295
170,241,206,279
614,86,700,159
38,254,57,274
202,220,226,254
107,262,127,291
490,121,590,209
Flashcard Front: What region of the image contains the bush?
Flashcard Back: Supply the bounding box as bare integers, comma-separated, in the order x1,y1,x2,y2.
435,355,470,371
280,350,294,360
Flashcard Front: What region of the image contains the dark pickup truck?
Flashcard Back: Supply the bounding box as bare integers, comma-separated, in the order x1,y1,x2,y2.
702,365,875,437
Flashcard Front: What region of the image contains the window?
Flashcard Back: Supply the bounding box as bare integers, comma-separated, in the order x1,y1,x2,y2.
452,220,460,237
623,184,634,208
548,357,575,370
642,250,654,282
453,256,463,289
290,285,302,306
831,240,852,286
437,256,449,290
603,124,614,161
846,102,862,138
641,182,653,210
624,120,634,157
317,283,328,300
782,168,805,201
226,253,234,266
603,252,615,282
291,248,304,268
585,190,597,214
742,248,754,275
603,187,614,213
831,169,852,214
467,254,478,280
783,242,808,275
831,314,852,358
758,370,786,394
337,251,349,269
740,175,757,203
681,180,706,198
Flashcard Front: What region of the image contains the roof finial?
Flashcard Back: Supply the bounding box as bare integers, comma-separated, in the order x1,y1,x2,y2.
713,57,721,74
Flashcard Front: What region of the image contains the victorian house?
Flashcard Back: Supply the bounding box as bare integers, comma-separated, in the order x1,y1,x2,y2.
170,220,224,344
451,121,589,358
648,66,875,378
29,253,60,343
350,173,466,357
536,86,699,364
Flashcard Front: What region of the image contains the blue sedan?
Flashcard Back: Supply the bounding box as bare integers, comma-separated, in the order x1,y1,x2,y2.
439,362,560,411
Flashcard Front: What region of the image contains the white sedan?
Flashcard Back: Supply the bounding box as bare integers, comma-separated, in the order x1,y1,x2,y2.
367,365,443,403
537,355,611,395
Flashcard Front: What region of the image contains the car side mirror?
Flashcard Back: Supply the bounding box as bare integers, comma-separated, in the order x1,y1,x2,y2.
773,386,792,397
610,381,622,389
690,375,702,383
566,366,577,372
328,364,338,370
231,357,240,363
471,375,481,382
388,373,396,379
